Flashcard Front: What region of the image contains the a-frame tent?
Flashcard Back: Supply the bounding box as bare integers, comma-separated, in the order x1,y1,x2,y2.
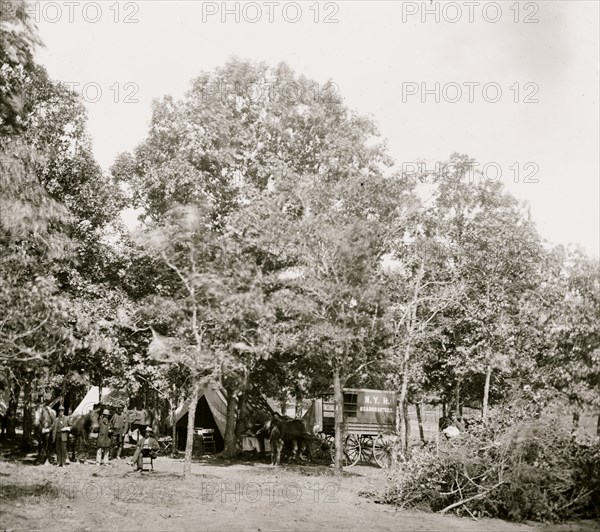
166,386,275,452
166,386,228,438
71,386,128,415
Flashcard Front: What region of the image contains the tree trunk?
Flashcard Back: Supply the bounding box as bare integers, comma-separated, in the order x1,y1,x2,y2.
332,365,344,475
56,379,66,413
21,380,33,451
482,364,492,421
234,391,246,438
183,385,199,477
403,401,410,452
3,378,17,437
295,398,303,418
237,389,255,445
398,362,410,450
596,412,600,437
7,380,21,437
294,388,303,418
415,402,425,444
222,387,239,459
455,381,460,414
572,409,580,438
171,399,178,457
153,389,159,432
279,397,287,416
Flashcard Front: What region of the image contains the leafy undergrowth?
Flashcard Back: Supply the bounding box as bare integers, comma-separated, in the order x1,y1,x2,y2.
360,412,600,523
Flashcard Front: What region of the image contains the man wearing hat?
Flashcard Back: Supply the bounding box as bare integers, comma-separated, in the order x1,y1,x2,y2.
110,405,129,460
96,409,112,466
51,405,69,467
131,427,159,471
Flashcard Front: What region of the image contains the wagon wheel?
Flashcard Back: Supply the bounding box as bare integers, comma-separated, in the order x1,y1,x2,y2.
373,431,401,469
312,433,333,464
357,435,374,465
329,434,361,467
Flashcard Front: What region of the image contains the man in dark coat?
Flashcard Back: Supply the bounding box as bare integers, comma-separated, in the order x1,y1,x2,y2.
96,409,112,466
51,405,69,467
110,406,129,460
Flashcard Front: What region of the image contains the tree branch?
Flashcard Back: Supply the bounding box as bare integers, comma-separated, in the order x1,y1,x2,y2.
346,359,380,381
162,251,192,296
439,481,505,514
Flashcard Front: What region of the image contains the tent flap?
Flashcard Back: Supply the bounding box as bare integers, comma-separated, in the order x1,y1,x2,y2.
166,386,271,440
167,387,228,438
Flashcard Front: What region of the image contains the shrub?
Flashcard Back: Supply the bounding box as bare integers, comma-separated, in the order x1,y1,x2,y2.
360,409,600,522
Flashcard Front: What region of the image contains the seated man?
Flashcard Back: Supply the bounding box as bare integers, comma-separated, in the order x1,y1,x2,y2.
131,427,159,471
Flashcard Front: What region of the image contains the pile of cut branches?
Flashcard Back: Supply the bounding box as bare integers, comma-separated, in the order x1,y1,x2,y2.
360,412,600,522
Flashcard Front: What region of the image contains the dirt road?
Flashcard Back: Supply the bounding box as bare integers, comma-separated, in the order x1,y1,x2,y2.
0,456,595,531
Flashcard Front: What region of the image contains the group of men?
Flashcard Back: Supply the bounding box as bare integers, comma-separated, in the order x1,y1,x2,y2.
50,404,160,471
95,405,129,465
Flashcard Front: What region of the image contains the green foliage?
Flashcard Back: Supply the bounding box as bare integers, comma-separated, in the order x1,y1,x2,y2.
0,8,129,399
413,156,546,413
0,0,42,139
542,249,600,409
361,406,600,522
120,59,390,221
2,31,598,484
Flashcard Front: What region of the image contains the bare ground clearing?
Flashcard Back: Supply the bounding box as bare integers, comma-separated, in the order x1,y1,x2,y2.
1,448,598,532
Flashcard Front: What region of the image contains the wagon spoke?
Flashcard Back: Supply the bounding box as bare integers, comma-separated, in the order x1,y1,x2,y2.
358,435,374,465
373,432,400,469
312,432,334,464
343,434,361,467
329,434,361,467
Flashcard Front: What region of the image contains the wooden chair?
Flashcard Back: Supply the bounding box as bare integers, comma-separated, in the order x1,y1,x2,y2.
196,428,216,454
141,448,155,471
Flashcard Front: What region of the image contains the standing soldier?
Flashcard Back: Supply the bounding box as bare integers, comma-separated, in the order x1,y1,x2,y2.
110,405,129,460
96,409,112,466
51,405,69,467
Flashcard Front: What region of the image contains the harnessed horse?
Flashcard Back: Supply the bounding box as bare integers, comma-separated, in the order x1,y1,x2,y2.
66,407,101,462
259,413,315,466
32,404,56,464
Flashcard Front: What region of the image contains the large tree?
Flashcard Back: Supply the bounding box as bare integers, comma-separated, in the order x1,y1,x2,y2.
113,59,395,464
430,156,544,420
1,1,131,442
530,248,600,433
250,172,407,472
116,59,390,223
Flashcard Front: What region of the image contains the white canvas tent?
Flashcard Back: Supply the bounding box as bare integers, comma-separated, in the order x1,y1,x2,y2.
166,386,228,438
72,386,127,416
167,387,277,452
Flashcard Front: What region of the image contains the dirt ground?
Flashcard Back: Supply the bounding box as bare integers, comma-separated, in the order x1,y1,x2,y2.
1,445,598,532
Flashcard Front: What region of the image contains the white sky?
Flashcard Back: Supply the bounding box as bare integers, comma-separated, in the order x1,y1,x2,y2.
33,0,599,257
